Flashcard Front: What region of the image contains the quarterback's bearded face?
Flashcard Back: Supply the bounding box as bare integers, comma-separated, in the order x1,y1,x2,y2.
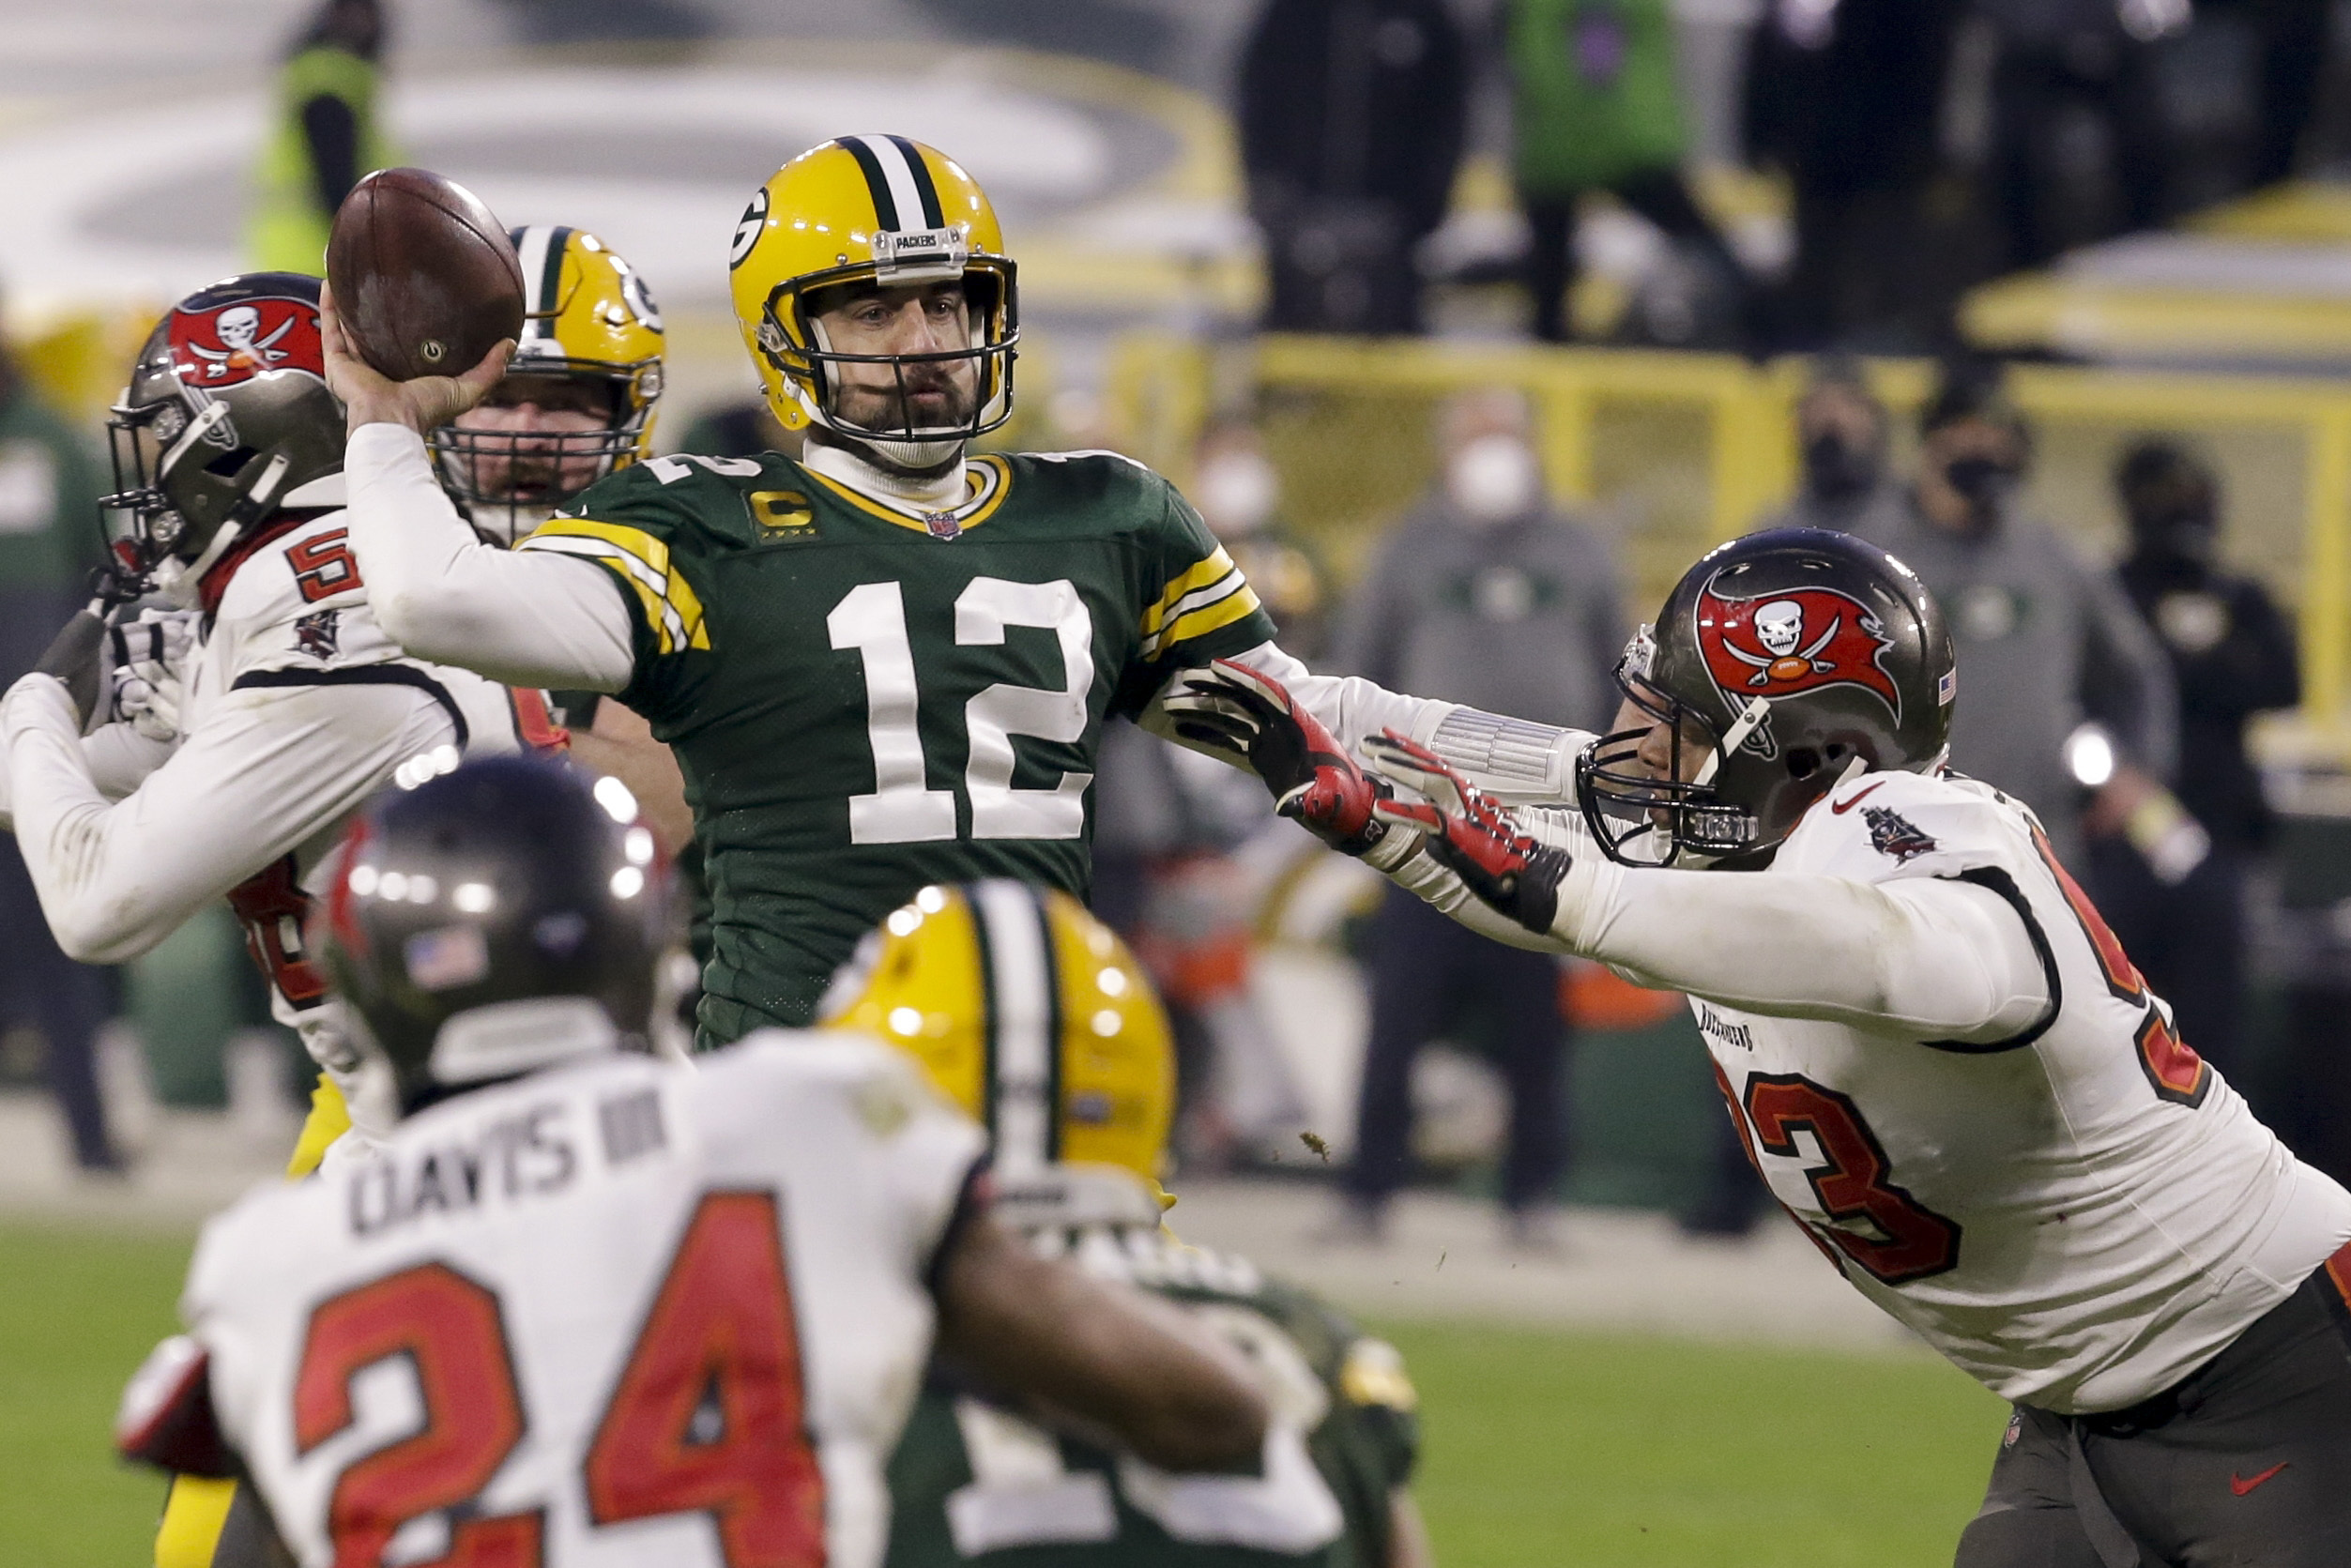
811,281,980,436
449,375,613,507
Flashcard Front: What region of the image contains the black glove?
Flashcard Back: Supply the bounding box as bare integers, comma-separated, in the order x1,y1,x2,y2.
35,608,110,730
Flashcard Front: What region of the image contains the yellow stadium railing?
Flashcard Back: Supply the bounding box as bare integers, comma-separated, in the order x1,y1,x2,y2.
1107,332,2351,752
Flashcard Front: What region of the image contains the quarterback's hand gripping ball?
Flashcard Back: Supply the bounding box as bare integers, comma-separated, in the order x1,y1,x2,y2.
1162,659,1389,854
1365,732,1572,935
326,168,524,384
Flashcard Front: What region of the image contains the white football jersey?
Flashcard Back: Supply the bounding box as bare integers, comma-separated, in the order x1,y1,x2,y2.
187,512,516,1067
185,1033,985,1568
1706,767,2351,1413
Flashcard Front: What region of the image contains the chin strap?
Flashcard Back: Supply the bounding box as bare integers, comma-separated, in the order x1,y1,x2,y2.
1695,696,1773,788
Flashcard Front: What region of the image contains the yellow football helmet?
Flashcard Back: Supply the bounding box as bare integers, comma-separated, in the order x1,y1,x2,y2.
430,224,665,543
727,135,1017,463
819,881,1171,1195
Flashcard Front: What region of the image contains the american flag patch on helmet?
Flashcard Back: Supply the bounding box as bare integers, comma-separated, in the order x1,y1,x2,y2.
1937,669,1958,706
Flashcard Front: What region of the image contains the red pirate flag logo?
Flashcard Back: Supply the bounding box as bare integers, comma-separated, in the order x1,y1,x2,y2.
1693,578,1902,723
166,297,325,389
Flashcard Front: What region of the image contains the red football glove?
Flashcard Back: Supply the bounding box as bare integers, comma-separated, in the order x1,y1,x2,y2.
1363,731,1572,934
1160,659,1389,854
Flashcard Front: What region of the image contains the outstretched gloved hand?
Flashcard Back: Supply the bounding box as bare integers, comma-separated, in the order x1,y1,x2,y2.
1363,731,1573,935
1159,658,1389,855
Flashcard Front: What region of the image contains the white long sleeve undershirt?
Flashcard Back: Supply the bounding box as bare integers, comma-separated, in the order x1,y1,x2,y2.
0,674,459,963
1383,809,2051,1043
346,423,636,692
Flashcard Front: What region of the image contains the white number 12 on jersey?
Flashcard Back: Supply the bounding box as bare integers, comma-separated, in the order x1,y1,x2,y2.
826,578,1096,845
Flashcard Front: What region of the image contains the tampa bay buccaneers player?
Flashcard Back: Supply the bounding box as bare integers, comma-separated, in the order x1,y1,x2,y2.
1172,527,2351,1565
328,133,1555,1045
819,879,1430,1568
117,757,1272,1568
0,272,516,1151
0,273,523,1568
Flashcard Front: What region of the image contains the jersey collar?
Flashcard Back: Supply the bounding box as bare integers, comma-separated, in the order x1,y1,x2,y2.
799,450,1011,537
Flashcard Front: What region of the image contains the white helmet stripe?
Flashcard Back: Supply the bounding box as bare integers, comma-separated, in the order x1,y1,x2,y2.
511,225,559,337
846,133,928,236
973,879,1056,1180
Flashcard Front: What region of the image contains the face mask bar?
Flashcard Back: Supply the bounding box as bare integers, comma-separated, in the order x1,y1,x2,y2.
99,400,189,581
427,365,650,512
428,425,641,504
759,264,1021,447
1576,650,1762,866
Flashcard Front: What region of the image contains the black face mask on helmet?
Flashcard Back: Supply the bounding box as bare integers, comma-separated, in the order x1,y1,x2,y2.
1577,528,1958,867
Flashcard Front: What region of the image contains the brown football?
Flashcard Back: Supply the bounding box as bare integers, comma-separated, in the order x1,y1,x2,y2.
326,167,523,382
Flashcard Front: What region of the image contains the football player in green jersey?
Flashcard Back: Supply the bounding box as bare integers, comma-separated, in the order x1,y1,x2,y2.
329,134,1594,1043
820,878,1430,1568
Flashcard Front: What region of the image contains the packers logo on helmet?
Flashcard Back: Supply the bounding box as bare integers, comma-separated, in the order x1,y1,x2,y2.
728,135,1018,466
818,881,1170,1193
429,225,665,545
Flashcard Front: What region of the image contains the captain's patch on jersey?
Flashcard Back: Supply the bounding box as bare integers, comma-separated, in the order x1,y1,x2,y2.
1864,805,1938,863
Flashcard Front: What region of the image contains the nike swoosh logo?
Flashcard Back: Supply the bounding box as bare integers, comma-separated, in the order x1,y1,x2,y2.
2231,1462,2289,1497
1829,782,1886,814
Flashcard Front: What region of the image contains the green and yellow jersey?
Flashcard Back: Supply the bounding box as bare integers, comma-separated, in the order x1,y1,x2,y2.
520,449,1275,1040
884,1225,1419,1568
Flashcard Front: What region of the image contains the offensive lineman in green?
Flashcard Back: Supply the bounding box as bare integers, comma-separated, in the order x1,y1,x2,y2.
332,135,1490,1041
817,878,1429,1568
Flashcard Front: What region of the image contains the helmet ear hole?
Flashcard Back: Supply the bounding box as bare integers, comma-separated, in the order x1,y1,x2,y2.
1786,747,1823,781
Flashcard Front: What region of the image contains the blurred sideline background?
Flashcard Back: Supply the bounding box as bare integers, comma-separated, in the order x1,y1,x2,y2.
17,0,2351,1560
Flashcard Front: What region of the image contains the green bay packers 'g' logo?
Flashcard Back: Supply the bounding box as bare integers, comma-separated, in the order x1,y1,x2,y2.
731,188,770,270
749,490,815,537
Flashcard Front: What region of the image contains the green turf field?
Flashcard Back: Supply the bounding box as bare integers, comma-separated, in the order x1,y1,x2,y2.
0,1220,2002,1566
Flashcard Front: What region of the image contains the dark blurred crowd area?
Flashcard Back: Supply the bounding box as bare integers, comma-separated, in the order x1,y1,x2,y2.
1240,0,2350,352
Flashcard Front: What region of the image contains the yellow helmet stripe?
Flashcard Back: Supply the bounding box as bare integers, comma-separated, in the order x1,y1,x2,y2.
969,880,1061,1176
837,133,945,232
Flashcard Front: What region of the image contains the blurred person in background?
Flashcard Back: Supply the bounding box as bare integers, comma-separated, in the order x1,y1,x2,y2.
1326,388,1626,1245
1976,0,2324,273
1850,359,2176,871
1091,417,1330,1165
1239,0,1468,335
1743,0,1965,350
2101,438,2297,1076
0,306,117,1173
1757,356,1905,538
1505,0,1751,347
248,0,391,273
1194,416,1333,662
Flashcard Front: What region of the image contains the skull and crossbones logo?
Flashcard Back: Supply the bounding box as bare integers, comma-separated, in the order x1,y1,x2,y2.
1725,598,1841,685
189,306,295,378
